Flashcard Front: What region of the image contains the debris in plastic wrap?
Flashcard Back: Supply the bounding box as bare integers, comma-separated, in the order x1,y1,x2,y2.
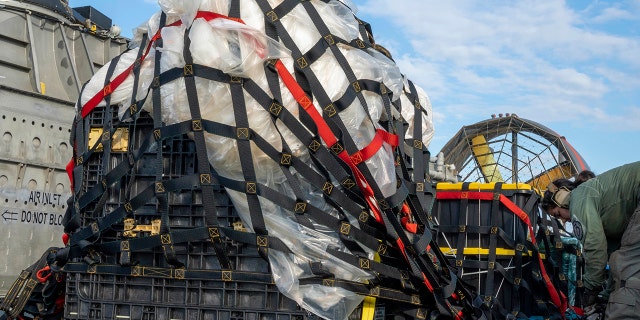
69,1,481,319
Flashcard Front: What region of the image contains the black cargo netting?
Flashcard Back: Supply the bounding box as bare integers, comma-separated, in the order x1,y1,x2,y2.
55,1,571,320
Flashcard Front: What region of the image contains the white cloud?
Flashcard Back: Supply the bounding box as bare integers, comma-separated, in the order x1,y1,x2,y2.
354,0,640,126
594,66,640,90
394,55,447,96
592,6,635,23
535,67,608,98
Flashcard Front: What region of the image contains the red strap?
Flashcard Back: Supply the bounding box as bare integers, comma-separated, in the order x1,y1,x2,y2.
401,216,418,233
377,128,398,147
66,158,74,190
354,128,398,164
395,238,434,293
54,293,66,313
499,193,567,314
195,11,245,24
62,233,70,245
400,202,418,233
274,61,338,146
437,190,493,201
81,49,148,118
273,60,385,224
498,194,532,228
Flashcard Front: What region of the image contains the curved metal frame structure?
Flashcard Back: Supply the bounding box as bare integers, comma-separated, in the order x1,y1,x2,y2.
439,115,589,190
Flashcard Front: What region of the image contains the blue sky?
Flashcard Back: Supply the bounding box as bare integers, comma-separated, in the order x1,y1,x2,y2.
70,0,640,175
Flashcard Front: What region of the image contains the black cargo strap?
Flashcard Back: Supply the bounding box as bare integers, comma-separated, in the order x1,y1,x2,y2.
392,85,437,235
63,262,274,284
228,76,269,247
454,182,471,278
535,213,566,294
483,182,503,309
228,0,240,19
125,33,148,123
300,1,372,116
64,87,87,233
394,85,437,244
260,9,307,232
0,248,58,319
181,27,232,269
100,54,118,146
406,79,433,225
569,241,585,307
326,248,417,285
207,19,270,252
71,92,86,196
120,34,149,227
298,277,424,306
356,16,374,47
150,12,181,268
82,53,121,225
510,188,538,316
96,225,291,256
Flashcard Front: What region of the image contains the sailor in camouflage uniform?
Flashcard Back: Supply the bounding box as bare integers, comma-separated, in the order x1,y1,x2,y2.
543,161,640,319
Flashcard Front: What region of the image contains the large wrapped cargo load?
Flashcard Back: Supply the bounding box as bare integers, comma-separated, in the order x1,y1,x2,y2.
58,0,483,319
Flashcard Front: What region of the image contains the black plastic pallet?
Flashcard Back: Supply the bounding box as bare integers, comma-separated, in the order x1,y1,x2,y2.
65,273,314,320
64,106,316,319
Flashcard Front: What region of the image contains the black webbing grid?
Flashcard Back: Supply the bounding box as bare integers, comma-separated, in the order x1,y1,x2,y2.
60,2,505,319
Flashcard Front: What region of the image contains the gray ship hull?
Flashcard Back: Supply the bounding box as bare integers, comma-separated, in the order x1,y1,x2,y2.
0,0,127,297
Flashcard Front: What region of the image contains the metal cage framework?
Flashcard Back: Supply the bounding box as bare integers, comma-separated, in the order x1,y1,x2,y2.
439,115,590,191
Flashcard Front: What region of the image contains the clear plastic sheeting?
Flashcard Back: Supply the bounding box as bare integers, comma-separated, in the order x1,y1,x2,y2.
77,1,435,319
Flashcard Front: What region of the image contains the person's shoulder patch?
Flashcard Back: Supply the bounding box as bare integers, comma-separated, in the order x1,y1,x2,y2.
573,220,584,241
